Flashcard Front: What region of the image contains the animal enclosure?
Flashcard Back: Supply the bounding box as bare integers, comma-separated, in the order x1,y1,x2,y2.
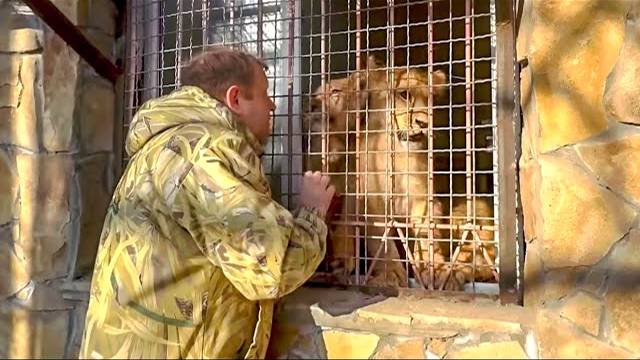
123,0,520,299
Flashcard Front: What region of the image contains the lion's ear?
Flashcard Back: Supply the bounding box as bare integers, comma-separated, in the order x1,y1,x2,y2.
432,70,448,98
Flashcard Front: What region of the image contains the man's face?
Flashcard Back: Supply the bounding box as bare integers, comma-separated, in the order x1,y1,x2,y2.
235,65,276,145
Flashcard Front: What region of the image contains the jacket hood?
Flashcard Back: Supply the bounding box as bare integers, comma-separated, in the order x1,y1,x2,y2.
125,86,263,156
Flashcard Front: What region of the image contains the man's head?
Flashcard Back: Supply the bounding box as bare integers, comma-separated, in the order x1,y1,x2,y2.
182,46,276,144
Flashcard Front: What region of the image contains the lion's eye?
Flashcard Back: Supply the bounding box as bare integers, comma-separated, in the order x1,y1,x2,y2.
398,90,411,101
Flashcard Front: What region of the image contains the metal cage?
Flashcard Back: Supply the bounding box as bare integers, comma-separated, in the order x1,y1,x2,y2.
123,0,521,303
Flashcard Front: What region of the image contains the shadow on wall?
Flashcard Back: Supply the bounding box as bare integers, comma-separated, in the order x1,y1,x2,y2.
266,286,390,358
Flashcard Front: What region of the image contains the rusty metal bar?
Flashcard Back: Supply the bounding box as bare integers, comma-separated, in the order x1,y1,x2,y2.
354,0,363,285
320,0,328,174
427,0,436,290
22,0,122,84
495,0,520,304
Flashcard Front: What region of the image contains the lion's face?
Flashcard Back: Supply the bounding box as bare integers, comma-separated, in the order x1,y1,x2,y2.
364,56,447,150
304,75,367,165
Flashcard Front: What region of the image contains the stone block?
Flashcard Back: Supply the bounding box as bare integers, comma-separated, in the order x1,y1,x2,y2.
536,310,632,358
427,338,451,359
539,151,636,269
356,308,412,326
0,226,30,298
78,74,114,154
0,150,18,225
0,306,70,358
12,281,70,311
16,153,73,280
519,159,541,243
0,55,22,109
373,337,425,359
42,26,79,152
604,5,640,124
0,2,43,53
557,290,603,337
525,1,628,152
322,329,380,359
0,55,44,152
73,154,112,276
577,129,640,203
77,0,117,35
446,341,528,359
542,267,586,304
603,230,640,354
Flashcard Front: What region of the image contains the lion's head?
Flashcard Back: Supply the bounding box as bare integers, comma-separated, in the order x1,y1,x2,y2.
303,74,367,166
364,56,448,150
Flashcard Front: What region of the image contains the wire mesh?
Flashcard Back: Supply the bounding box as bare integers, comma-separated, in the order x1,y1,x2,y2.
124,0,515,295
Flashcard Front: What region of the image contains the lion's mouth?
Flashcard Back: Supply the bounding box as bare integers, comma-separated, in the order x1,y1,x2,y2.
398,130,427,143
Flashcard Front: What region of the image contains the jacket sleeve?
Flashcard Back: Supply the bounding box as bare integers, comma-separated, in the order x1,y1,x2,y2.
164,133,328,301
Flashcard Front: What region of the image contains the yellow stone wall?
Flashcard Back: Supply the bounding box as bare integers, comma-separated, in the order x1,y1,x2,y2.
0,1,117,358
519,0,640,357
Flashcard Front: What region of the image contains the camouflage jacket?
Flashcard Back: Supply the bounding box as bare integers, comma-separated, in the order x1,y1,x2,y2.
79,86,327,359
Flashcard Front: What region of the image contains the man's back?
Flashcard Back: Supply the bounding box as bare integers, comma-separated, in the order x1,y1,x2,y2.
79,86,327,359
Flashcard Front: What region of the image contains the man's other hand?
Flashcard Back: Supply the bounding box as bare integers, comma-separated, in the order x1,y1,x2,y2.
299,171,336,219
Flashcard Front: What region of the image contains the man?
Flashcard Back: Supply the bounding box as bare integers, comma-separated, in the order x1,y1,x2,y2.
79,46,334,359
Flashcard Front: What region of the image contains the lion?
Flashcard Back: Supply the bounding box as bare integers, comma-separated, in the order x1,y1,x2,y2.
352,56,449,287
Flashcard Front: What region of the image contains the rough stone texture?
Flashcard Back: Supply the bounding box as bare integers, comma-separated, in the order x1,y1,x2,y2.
536,310,632,358
0,306,70,359
16,153,73,280
42,27,79,152
557,291,603,337
577,128,640,203
78,75,115,154
12,281,70,311
426,338,451,359
0,2,43,53
0,56,44,152
373,337,425,359
74,154,112,275
322,329,380,359
522,1,628,153
0,150,18,225
539,151,636,269
77,0,118,35
0,55,22,109
447,341,528,359
603,230,640,354
604,2,640,125
0,228,29,298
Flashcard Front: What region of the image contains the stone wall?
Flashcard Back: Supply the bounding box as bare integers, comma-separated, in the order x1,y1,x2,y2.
518,0,640,358
0,0,117,358
267,288,533,359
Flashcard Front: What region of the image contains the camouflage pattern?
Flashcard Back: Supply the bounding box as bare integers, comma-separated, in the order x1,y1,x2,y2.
79,86,327,359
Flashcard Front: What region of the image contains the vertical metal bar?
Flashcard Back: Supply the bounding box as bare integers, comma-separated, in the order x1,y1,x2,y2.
287,0,295,208
202,0,209,48
495,0,519,304
320,0,328,173
175,0,183,85
143,0,161,101
229,0,236,46
465,0,473,221
354,0,363,285
427,0,435,290
257,0,263,58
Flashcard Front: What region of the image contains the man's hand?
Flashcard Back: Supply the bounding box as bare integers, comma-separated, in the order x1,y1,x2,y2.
299,171,336,219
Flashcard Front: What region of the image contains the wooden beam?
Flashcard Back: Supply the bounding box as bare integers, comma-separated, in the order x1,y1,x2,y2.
22,0,123,84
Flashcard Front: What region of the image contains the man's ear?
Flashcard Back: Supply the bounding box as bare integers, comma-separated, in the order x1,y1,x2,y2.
224,85,242,113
